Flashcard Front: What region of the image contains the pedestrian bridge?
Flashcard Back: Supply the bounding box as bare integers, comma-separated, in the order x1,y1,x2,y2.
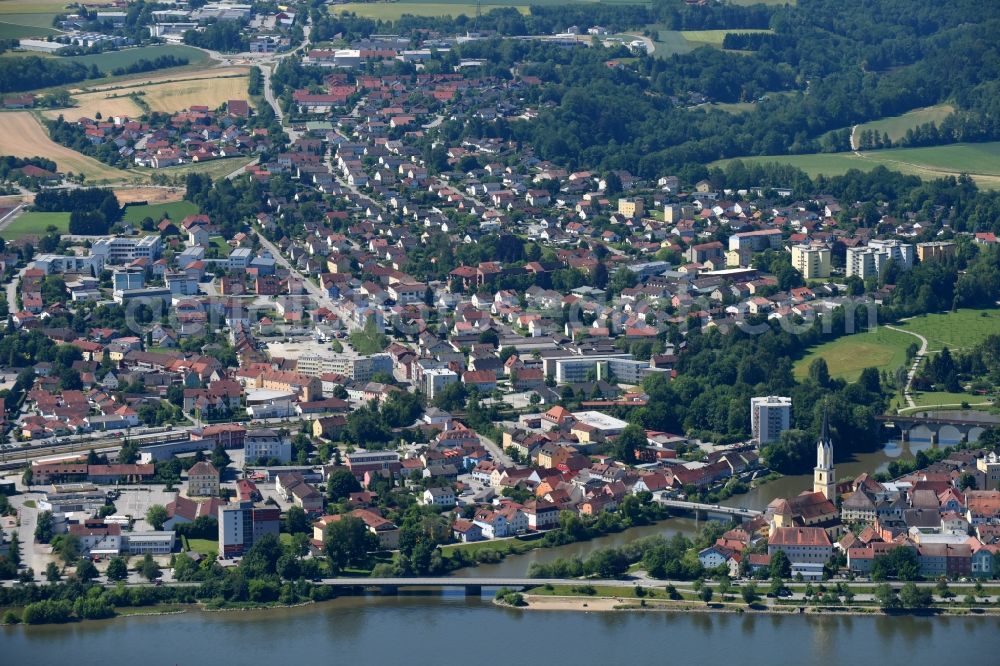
876,413,999,443
653,497,763,520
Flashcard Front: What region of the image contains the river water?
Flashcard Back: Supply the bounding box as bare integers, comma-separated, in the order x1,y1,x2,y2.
9,435,994,658
6,595,997,666
454,437,931,578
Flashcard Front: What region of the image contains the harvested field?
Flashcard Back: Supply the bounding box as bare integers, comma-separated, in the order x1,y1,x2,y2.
42,90,144,121
113,186,186,205
0,112,132,182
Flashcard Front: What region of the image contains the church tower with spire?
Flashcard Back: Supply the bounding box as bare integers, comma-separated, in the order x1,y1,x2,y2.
813,407,836,500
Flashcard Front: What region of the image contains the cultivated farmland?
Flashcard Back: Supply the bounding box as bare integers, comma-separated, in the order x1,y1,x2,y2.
331,2,528,19
60,45,210,71
140,74,249,113
113,186,185,205
329,0,645,20
0,112,132,183
0,0,65,38
79,66,249,93
42,90,144,121
45,70,251,120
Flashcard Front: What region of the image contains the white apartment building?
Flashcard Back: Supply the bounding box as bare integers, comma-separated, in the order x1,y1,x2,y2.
424,368,459,400
112,267,145,294
750,395,792,444
548,355,660,385
296,352,393,381
244,429,292,463
847,240,914,280
91,235,162,265
790,243,831,279
32,253,105,275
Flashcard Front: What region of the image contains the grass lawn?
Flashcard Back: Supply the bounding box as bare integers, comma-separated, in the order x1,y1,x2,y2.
650,28,696,57
712,142,1000,189
680,29,772,47
186,538,218,556
649,27,771,57
894,309,1000,352
122,200,198,225
210,235,232,257
1,211,70,240
794,327,914,383
905,391,994,410
440,536,539,560
524,584,705,600
131,156,256,184
349,326,389,355
162,156,256,180
855,104,955,143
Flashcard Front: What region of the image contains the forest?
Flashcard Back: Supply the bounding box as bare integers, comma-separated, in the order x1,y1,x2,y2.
0,53,189,94
395,0,1000,176
312,0,775,41
34,188,123,235
0,57,100,94
183,20,250,52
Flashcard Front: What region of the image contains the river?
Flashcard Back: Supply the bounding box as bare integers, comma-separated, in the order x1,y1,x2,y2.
10,436,991,658
6,596,997,665
454,437,931,578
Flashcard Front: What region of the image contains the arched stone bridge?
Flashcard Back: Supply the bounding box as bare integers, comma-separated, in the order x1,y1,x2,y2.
876,413,999,444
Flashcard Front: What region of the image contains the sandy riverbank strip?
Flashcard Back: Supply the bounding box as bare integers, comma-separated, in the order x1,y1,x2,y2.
519,595,1000,617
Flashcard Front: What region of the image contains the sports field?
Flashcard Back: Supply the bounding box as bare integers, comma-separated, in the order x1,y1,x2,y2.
855,104,955,143
794,326,914,383
122,200,198,225
0,112,132,182
712,142,1000,189
1,211,70,240
894,309,1000,352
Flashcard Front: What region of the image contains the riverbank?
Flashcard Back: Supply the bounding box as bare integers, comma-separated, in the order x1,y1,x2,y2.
517,594,1000,618
8,594,997,665
0,596,321,626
